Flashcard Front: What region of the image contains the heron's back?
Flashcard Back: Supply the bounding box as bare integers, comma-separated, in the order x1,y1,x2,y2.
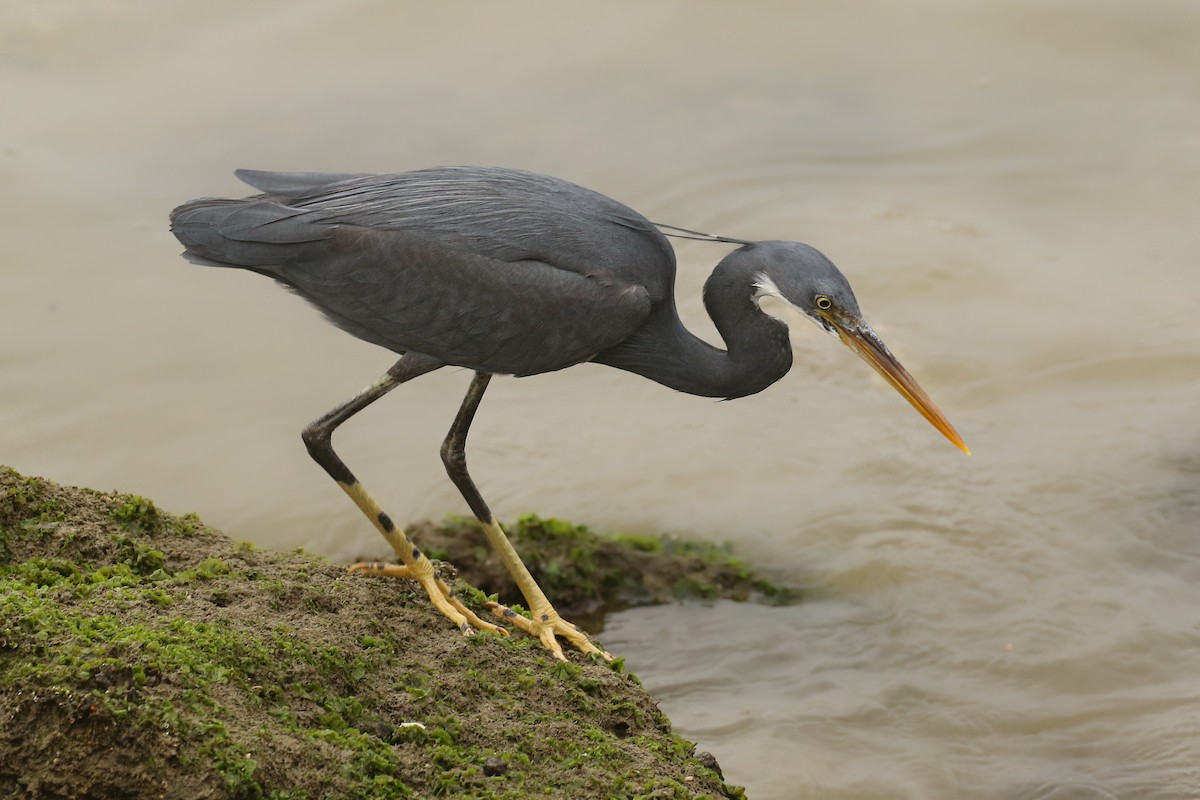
274,168,673,285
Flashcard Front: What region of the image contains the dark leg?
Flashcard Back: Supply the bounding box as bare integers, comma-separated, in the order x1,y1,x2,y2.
440,372,611,661
302,353,502,637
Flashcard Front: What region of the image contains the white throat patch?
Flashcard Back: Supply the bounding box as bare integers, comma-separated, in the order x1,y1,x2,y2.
751,273,835,338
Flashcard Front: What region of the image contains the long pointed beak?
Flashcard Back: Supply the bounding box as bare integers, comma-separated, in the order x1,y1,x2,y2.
825,312,970,454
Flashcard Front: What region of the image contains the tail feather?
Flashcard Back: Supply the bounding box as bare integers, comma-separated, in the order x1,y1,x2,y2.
234,168,366,198
170,197,324,270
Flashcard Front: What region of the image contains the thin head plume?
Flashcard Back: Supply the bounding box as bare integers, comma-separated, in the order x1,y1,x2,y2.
654,223,754,245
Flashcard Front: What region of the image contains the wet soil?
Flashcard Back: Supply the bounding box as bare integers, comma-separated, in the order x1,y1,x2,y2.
0,466,761,799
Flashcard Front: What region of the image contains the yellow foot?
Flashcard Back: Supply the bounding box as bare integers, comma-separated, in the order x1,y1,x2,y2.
485,600,612,662
349,560,507,638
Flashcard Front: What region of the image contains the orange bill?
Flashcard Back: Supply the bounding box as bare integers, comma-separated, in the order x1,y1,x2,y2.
824,311,970,454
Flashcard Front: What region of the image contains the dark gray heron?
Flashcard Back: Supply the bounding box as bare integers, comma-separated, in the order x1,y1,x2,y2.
170,166,968,661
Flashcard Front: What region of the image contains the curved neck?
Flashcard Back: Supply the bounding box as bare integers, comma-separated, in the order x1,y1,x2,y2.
593,256,793,399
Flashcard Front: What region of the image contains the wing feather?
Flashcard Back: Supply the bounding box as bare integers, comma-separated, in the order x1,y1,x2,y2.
170,167,665,375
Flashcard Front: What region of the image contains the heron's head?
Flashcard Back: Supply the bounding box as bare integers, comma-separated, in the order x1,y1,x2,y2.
748,241,969,454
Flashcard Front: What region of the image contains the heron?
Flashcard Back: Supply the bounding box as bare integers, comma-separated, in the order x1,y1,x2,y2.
170,166,968,662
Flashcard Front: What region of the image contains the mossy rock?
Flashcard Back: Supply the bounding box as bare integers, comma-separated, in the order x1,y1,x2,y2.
0,466,746,799
402,515,796,620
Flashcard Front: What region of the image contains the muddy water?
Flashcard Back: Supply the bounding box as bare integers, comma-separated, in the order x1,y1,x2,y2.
3,1,1199,797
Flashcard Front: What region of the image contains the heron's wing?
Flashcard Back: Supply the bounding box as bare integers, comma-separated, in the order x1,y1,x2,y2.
170,193,652,376
232,167,676,293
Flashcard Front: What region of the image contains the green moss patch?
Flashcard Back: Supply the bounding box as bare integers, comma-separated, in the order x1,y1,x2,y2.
0,467,744,799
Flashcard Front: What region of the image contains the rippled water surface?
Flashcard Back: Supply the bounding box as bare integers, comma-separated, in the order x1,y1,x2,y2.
3,2,1199,797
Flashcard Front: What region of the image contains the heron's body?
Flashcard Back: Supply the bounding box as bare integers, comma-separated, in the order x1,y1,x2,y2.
174,167,794,398
171,166,967,661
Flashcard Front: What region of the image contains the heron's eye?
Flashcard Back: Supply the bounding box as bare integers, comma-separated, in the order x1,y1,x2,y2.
815,296,832,310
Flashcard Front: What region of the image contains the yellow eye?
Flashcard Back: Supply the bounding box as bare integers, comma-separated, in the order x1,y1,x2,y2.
815,296,832,310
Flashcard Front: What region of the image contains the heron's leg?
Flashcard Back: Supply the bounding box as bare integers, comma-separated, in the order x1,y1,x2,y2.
440,372,612,662
302,354,503,637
